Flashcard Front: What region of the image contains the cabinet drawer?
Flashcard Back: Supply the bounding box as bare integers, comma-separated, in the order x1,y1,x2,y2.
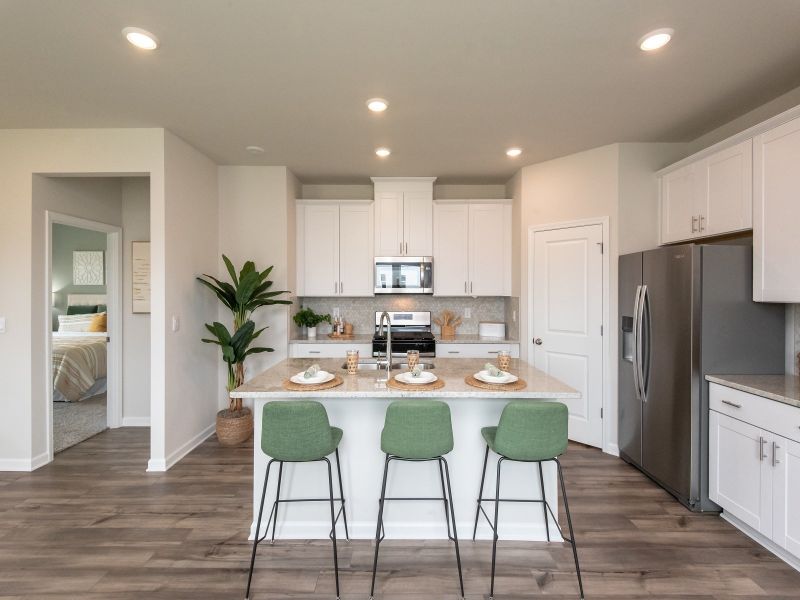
710,383,800,443
438,343,520,358
290,343,371,359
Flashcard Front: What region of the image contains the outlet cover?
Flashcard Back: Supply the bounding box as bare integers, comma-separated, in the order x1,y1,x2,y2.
464,308,471,319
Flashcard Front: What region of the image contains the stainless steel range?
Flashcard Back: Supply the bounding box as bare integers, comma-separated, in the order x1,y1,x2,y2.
372,311,436,358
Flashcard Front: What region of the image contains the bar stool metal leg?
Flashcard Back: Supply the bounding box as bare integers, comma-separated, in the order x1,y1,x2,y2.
472,444,490,540
369,454,390,599
324,458,341,600
334,448,350,541
441,457,465,599
556,458,584,600
537,462,551,542
437,459,452,540
489,457,504,600
270,461,284,544
246,460,274,600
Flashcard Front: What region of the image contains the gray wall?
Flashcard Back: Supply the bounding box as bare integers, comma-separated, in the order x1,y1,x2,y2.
51,223,107,329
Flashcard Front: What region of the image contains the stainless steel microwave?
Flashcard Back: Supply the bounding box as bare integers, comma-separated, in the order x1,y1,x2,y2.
374,257,433,294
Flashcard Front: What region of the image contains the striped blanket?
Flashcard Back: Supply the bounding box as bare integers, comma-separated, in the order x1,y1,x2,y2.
52,335,107,402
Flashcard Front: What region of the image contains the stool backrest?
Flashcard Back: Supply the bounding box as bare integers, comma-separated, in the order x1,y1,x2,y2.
494,401,568,461
381,400,454,459
262,400,333,461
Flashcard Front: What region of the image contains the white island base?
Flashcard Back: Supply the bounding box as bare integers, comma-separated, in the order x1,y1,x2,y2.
236,358,581,543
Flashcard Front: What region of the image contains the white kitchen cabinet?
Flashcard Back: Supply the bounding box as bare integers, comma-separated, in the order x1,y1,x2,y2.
372,178,435,257
659,139,752,244
774,437,800,557
438,343,519,358
290,343,372,359
433,200,512,296
753,115,800,302
296,200,373,297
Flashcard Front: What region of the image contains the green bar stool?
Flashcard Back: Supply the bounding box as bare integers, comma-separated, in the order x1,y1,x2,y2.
472,401,584,600
245,400,349,600
370,400,464,599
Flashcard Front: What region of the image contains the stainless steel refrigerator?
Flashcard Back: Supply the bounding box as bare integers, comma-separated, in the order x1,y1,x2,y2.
618,243,785,511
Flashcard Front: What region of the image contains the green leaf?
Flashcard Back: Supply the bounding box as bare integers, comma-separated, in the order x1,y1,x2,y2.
222,254,238,286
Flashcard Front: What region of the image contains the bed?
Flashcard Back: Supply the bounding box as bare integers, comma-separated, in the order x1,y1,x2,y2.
52,294,108,402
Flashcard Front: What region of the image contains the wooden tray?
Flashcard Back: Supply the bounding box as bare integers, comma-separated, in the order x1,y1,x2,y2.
464,375,527,391
386,377,445,391
282,374,344,392
327,333,355,339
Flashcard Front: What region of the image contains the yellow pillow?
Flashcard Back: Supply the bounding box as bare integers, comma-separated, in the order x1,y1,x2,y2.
88,312,107,333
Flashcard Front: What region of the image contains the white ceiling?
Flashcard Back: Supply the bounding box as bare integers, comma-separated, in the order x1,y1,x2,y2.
3,1,800,183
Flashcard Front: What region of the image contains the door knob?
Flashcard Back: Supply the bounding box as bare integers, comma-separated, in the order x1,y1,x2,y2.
534,338,543,345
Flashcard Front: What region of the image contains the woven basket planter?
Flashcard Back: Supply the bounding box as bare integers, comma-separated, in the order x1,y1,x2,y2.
440,325,456,339
216,406,253,446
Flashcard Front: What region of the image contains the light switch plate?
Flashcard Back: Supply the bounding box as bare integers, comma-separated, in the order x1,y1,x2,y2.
464,308,471,319
0,317,5,333
171,316,180,332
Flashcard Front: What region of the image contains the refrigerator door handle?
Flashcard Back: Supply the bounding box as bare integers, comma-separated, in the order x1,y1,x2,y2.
639,284,650,401
632,285,643,401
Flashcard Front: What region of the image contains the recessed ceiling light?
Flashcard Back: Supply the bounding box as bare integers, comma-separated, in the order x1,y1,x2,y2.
122,27,159,50
375,147,391,158
639,28,674,51
506,147,522,157
366,98,389,112
246,145,265,154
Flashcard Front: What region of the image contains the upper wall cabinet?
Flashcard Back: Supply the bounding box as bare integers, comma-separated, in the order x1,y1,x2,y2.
433,200,512,296
659,139,752,244
296,200,374,297
372,177,435,256
753,115,800,302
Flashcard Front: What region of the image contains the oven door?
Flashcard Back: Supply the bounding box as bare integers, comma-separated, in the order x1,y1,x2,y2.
374,257,433,294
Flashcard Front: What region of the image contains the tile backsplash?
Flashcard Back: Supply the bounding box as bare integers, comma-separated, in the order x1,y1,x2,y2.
295,296,509,337
794,304,800,374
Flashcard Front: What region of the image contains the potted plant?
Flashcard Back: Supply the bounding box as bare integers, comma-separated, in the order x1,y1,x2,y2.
198,256,291,446
293,307,331,339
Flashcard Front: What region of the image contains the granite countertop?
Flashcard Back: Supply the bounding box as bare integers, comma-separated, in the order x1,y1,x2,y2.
289,334,374,344
436,334,520,344
232,357,579,399
706,374,800,409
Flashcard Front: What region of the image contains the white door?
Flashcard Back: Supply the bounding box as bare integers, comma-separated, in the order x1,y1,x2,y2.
531,224,603,447
339,203,374,296
374,191,404,256
708,411,772,536
469,203,511,296
301,204,340,296
702,139,753,237
402,191,433,256
660,164,697,243
433,203,469,296
773,436,800,556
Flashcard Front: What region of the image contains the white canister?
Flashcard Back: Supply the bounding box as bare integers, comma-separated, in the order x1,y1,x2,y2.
478,321,506,339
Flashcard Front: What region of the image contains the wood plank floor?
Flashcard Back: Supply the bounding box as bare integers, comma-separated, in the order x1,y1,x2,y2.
1,428,799,599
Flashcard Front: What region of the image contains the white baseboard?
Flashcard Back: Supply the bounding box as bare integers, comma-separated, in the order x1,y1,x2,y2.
122,416,151,427
604,443,620,457
147,423,215,472
0,451,51,472
721,511,800,572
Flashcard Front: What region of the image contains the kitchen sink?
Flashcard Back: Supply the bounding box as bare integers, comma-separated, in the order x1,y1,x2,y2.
341,360,435,371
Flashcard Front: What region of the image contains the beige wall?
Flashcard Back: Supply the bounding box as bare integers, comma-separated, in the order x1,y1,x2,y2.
301,182,508,200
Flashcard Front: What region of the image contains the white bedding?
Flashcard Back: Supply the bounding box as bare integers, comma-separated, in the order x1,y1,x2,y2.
52,334,107,402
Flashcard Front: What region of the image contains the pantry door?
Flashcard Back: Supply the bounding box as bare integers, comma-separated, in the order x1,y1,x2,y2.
530,222,605,448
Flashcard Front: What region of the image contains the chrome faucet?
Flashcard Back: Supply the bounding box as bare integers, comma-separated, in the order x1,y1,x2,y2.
378,311,392,380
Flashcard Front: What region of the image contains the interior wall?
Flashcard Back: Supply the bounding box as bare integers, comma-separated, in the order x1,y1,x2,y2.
301,182,508,200
121,177,151,425
217,166,294,410
51,223,108,329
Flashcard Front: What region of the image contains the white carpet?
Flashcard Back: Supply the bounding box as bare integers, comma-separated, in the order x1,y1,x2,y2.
53,394,107,453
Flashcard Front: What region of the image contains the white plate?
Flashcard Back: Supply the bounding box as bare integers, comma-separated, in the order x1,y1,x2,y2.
395,371,438,385
474,370,518,385
290,370,335,385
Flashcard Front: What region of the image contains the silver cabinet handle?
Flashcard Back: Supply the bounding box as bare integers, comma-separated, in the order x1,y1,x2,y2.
470,281,473,294
721,399,742,409
447,350,460,354
773,441,781,467
334,281,337,294
464,281,467,294
488,350,500,354
309,350,321,354
400,241,403,255
691,215,698,233
759,436,767,461
699,215,706,232
340,281,343,294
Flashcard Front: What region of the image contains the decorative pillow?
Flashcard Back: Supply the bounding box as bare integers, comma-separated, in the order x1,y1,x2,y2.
66,304,98,315
96,304,107,313
87,312,107,333
58,313,96,332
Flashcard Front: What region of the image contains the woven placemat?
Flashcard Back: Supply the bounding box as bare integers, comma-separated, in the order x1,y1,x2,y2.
327,333,355,339
282,374,344,392
386,377,445,391
464,375,527,391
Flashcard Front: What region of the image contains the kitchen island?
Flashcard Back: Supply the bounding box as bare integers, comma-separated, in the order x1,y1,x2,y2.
233,357,579,542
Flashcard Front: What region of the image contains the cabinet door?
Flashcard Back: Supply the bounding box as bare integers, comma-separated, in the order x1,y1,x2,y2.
700,139,753,237
403,191,434,256
438,343,518,358
374,191,404,256
339,203,374,296
433,203,469,296
709,411,772,536
753,116,800,301
300,204,340,296
773,437,800,557
660,165,698,244
469,203,511,296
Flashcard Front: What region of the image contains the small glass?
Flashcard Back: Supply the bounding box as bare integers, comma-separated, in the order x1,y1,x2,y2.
496,350,511,372
406,349,420,370
346,349,360,375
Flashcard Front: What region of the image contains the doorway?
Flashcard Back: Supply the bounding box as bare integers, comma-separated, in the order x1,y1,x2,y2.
528,220,608,448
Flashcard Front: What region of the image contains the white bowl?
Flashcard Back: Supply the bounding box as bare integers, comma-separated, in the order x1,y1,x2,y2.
290,370,334,385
